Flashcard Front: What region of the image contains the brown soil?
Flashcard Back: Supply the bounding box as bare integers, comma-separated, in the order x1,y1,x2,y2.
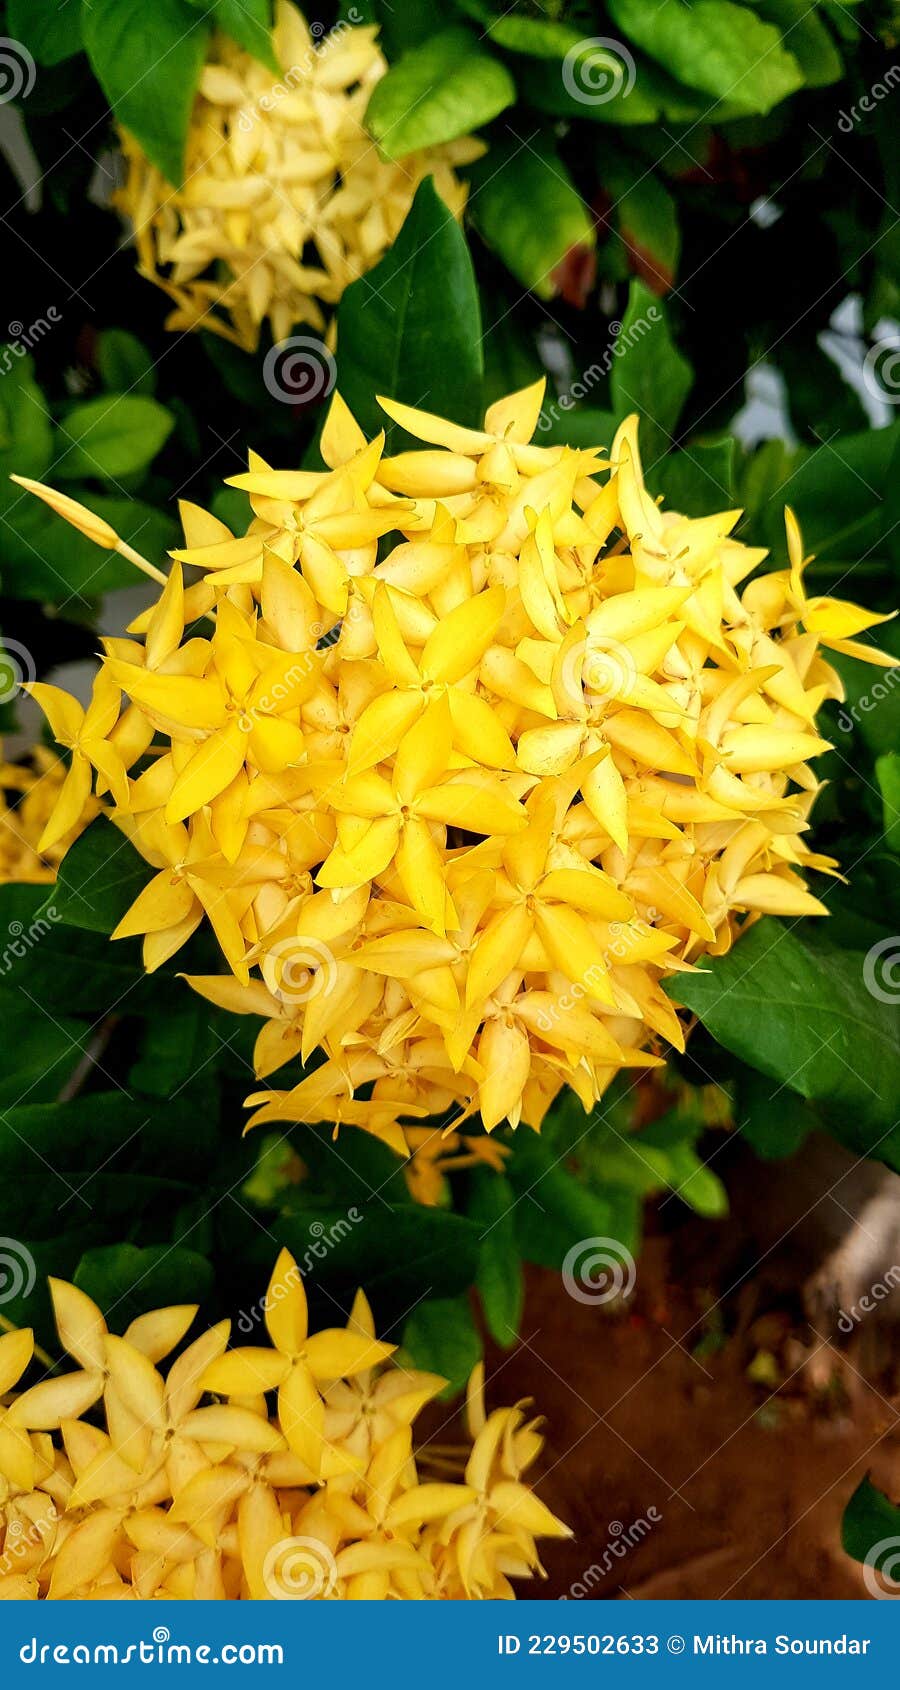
492,1204,900,1600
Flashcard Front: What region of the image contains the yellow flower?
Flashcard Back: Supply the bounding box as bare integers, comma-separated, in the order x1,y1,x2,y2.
201,1247,393,1475
117,1,483,350
20,383,894,1150
0,1253,565,1599
0,746,98,883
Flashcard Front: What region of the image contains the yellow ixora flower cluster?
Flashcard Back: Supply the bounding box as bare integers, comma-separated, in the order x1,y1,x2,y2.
21,380,892,1149
0,1250,568,1600
117,1,481,351
0,744,97,884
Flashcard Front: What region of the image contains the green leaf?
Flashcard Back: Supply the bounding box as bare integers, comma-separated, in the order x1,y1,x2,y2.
655,438,736,515
610,281,693,465
758,422,900,570
735,1064,817,1161
0,489,178,604
336,178,483,446
0,885,154,1014
601,158,680,293
211,0,277,69
507,1130,641,1270
538,406,617,450
129,1002,217,1096
828,621,900,758
55,395,174,481
455,0,583,57
666,919,900,1162
469,1170,523,1348
365,27,514,159
0,995,85,1106
468,133,594,299
74,1243,213,1328
842,1476,900,1568
82,0,209,187
97,328,156,395
7,0,83,65
49,816,153,935
753,0,843,85
227,1200,482,1305
0,352,53,480
401,1294,482,1396
877,753,900,853
607,0,803,116
0,1229,105,1349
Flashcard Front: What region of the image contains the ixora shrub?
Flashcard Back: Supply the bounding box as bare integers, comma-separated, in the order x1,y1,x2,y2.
0,1248,568,1599
11,0,897,440
116,4,482,350
20,381,892,1146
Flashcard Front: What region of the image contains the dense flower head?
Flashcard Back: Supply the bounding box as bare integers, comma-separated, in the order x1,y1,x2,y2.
23,381,893,1150
0,1250,568,1599
0,744,97,884
117,1,481,350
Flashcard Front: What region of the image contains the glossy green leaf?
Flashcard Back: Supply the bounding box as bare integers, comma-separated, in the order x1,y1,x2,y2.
97,328,156,395
735,1064,817,1161
336,178,483,446
877,752,900,853
0,352,53,479
666,919,900,1160
610,280,693,465
655,437,736,514
842,1476,900,1569
468,133,594,298
82,0,208,187
601,157,680,292
75,1242,213,1328
49,816,153,935
401,1294,482,1396
365,27,514,158
212,0,277,69
7,0,83,65
0,489,177,604
455,0,583,57
55,395,174,481
607,0,803,116
754,0,842,86
469,1170,523,1347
